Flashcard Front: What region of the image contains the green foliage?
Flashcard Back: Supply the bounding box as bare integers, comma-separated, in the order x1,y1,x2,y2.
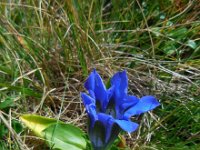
0,97,14,110
0,124,7,139
0,119,23,150
0,96,22,149
0,141,20,150
20,114,90,150
149,98,200,149
0,0,199,149
43,123,89,150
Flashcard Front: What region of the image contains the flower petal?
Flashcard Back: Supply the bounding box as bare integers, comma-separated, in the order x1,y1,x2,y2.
114,95,139,119
84,70,95,99
81,92,95,106
124,96,160,118
107,85,115,100
89,121,106,149
97,113,114,142
111,70,128,96
111,70,129,115
84,69,108,111
120,95,139,112
115,119,139,132
81,93,97,127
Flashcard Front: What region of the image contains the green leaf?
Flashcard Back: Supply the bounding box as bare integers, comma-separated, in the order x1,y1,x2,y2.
106,78,111,89
42,123,87,150
20,114,88,150
0,83,42,98
0,65,13,75
168,27,188,39
0,123,8,138
20,114,60,137
12,120,23,134
187,40,197,49
0,97,14,109
162,41,177,55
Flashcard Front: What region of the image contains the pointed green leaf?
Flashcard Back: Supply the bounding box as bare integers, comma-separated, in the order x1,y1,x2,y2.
42,123,87,150
0,97,14,109
20,114,88,150
20,114,60,137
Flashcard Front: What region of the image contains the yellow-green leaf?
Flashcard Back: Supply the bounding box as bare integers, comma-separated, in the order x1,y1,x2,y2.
42,123,87,150
20,114,89,150
20,114,61,137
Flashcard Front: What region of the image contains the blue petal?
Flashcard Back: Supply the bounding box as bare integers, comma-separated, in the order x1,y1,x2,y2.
124,96,160,119
115,95,139,119
111,71,128,114
97,113,114,142
97,113,139,142
107,85,115,100
111,70,128,96
84,69,108,111
120,95,139,112
114,120,139,132
81,93,97,127
84,70,95,99
81,92,95,105
89,121,106,149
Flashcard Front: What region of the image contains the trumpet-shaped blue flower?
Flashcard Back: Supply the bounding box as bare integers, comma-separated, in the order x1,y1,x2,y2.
81,70,160,150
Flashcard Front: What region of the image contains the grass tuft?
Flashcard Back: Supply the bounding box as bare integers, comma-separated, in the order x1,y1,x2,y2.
0,0,200,149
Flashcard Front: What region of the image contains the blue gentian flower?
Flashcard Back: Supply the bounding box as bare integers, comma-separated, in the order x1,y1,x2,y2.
81,70,160,150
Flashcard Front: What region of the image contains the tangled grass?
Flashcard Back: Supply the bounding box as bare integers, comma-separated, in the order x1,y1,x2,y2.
0,0,200,149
